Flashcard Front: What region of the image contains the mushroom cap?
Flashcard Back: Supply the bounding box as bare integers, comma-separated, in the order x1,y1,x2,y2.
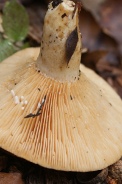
0,48,122,172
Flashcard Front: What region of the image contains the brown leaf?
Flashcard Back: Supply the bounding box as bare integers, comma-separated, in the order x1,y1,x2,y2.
117,76,122,87
97,62,122,75
97,0,122,53
96,61,122,97
81,0,122,54
79,8,120,65
82,50,108,70
108,159,122,183
27,4,47,44
106,176,118,184
0,173,24,184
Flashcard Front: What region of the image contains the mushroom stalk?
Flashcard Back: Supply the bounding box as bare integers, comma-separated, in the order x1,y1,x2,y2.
36,0,82,82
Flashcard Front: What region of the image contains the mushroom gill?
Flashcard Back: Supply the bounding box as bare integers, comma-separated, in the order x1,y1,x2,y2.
0,0,122,172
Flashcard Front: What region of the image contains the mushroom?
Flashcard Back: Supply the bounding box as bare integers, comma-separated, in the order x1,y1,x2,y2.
0,0,122,172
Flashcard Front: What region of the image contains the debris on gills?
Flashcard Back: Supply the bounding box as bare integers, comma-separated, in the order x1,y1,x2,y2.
24,95,46,118
10,90,28,109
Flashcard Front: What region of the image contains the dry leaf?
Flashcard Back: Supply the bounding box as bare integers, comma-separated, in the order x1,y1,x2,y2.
0,173,24,184
81,50,108,71
81,0,122,54
27,4,46,43
108,159,122,184
106,176,118,184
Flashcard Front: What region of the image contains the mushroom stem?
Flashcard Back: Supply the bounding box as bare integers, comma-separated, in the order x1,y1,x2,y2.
36,0,82,82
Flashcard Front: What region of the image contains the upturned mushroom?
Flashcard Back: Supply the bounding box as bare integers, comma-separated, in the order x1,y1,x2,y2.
0,0,122,172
